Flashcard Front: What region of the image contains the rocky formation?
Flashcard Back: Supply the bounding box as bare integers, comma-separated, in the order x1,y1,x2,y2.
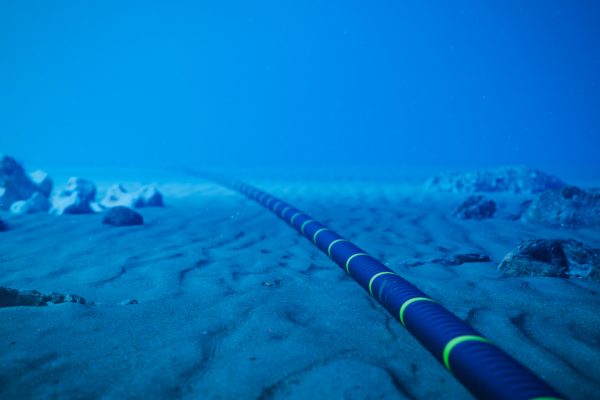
521,186,600,228
51,177,101,215
102,206,144,226
0,155,43,210
0,287,86,307
426,166,565,194
399,253,491,267
29,170,53,197
10,192,51,214
101,184,164,208
498,239,600,282
453,195,496,219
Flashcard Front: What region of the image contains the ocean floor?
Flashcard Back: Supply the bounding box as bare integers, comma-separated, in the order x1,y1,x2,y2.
1,169,599,399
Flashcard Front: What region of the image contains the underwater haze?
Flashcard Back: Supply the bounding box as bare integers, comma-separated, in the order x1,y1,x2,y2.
1,2,600,400
1,0,599,174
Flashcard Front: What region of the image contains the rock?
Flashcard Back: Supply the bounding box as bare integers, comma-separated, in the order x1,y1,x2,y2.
453,195,496,219
100,184,164,208
438,253,492,266
102,206,144,226
399,253,491,267
521,185,600,228
498,239,600,282
30,170,53,197
426,166,565,194
135,185,164,207
10,192,51,214
120,298,138,305
51,177,101,215
0,155,41,210
0,217,6,231
0,287,86,308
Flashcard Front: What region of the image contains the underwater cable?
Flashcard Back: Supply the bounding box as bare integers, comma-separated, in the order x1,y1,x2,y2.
214,176,564,400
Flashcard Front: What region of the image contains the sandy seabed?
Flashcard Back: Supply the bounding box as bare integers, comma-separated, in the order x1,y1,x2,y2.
1,170,599,399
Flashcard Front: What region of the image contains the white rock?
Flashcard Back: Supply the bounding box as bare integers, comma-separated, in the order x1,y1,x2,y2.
100,184,136,208
134,185,164,207
51,177,101,215
100,184,164,208
10,192,51,214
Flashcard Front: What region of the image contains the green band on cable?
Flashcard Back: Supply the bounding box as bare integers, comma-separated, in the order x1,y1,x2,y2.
300,219,315,234
313,228,329,243
528,398,563,400
290,212,302,225
266,198,275,208
327,239,347,257
345,253,368,274
399,297,435,326
443,335,492,372
281,206,291,218
273,201,283,212
368,272,396,296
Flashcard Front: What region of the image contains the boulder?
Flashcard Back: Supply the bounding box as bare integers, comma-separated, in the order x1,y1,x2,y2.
102,206,144,226
101,184,164,208
51,177,101,215
453,195,496,219
521,186,600,228
498,239,600,282
0,287,86,307
0,155,40,210
10,192,51,214
426,166,565,194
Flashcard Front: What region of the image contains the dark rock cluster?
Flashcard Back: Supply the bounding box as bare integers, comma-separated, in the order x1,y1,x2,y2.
453,195,496,220
521,186,600,228
498,239,600,283
426,166,565,194
102,206,144,227
0,287,86,308
0,154,53,212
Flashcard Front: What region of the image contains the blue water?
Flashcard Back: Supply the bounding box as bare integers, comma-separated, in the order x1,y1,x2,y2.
1,1,599,175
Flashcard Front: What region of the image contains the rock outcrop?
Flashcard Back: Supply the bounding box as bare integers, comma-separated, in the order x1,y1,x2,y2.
453,195,496,219
426,166,565,194
51,177,101,215
101,184,164,208
498,239,600,282
0,287,86,307
0,155,42,210
521,186,600,228
102,206,144,226
10,192,51,214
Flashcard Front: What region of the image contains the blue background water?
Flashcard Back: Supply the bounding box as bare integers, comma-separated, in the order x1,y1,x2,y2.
1,1,599,174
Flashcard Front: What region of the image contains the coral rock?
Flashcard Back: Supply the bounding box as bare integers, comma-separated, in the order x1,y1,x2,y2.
426,166,565,194
498,239,600,282
51,177,101,215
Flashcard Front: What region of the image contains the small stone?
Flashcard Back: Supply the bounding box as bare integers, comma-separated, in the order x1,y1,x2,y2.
135,185,164,207
0,287,86,307
439,253,492,266
120,298,138,305
102,206,144,227
453,195,496,220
